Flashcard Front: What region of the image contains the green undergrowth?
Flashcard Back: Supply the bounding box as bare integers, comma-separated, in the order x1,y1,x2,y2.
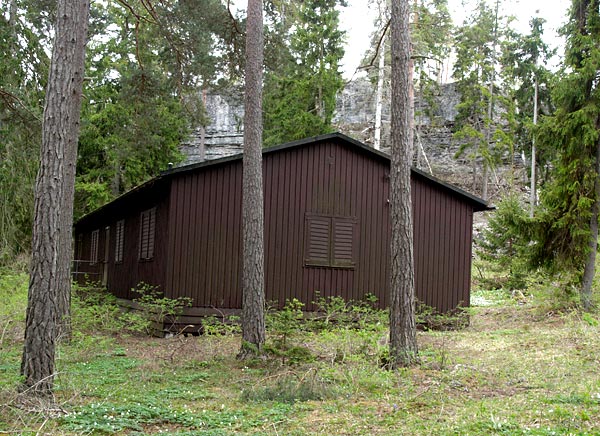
1,270,600,434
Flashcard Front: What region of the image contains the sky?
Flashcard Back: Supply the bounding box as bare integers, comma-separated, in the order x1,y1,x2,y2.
339,0,570,80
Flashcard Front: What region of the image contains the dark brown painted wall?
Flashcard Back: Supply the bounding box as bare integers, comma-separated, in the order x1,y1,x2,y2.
163,139,475,312
74,137,480,314
412,172,474,311
164,162,243,308
74,181,171,299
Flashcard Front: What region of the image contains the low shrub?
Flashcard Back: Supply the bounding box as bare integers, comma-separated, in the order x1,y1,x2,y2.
241,370,337,403
120,283,192,335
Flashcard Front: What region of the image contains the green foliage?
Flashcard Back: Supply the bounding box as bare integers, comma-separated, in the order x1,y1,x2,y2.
242,371,336,403
76,281,196,337
477,195,533,290
263,0,346,147
534,0,600,278
412,0,454,134
60,401,211,433
0,270,28,351
121,283,192,335
71,281,127,335
310,292,383,330
526,270,585,313
452,0,517,193
202,314,241,336
0,0,240,257
0,1,50,264
415,301,469,331
265,299,314,364
76,64,189,218
3,265,600,435
502,16,556,175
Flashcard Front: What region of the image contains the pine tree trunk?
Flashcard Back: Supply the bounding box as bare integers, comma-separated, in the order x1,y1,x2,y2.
581,124,600,311
21,0,89,395
389,0,418,368
239,0,266,358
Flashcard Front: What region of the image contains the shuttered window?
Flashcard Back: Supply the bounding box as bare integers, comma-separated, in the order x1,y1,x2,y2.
139,208,156,261
90,229,99,265
115,219,125,263
76,234,83,260
305,215,331,266
305,214,356,268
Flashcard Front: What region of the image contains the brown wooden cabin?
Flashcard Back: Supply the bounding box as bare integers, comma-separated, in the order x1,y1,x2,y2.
74,133,489,331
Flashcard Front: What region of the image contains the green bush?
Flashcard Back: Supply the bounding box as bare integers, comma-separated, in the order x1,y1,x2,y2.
202,314,241,336
265,299,313,364
476,195,532,291
310,292,383,331
71,281,126,335
120,282,192,335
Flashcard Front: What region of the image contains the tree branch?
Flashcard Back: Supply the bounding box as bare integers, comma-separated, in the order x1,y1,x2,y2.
358,18,390,71
226,0,244,36
0,89,41,123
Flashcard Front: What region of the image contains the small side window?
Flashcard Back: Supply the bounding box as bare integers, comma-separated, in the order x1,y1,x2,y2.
90,229,99,265
76,233,83,260
115,220,125,263
139,208,156,261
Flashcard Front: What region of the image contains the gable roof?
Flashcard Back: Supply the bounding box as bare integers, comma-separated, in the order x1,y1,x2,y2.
162,132,490,211
76,132,490,226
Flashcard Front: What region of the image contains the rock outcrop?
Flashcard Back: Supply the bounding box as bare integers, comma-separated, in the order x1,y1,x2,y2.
179,78,521,199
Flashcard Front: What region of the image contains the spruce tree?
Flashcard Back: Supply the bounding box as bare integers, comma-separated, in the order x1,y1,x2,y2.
263,0,346,147
0,0,52,264
536,0,600,310
452,0,516,200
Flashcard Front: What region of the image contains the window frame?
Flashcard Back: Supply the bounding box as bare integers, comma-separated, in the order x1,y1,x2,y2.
115,219,125,264
90,229,99,265
304,213,357,269
138,207,156,261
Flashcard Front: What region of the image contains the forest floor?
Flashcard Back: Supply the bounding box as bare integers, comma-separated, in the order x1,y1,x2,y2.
1,271,600,435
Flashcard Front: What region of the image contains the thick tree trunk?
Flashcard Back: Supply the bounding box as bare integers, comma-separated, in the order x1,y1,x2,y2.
389,0,418,368
239,0,266,357
581,130,600,310
21,0,89,395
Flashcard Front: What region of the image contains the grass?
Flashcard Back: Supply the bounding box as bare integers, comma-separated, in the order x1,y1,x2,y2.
1,274,600,435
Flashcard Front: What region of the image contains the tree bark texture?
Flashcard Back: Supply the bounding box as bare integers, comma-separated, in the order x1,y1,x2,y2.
240,0,266,356
389,0,418,368
21,0,90,394
581,120,600,310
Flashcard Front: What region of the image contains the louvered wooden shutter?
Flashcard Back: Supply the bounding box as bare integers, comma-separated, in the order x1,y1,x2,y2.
90,229,99,264
115,220,125,263
332,218,356,267
139,208,156,260
305,215,331,266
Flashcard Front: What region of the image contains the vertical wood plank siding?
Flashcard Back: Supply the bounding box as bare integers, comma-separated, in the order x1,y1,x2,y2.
74,181,170,299
75,136,481,315
163,139,475,313
411,173,474,311
165,162,243,307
